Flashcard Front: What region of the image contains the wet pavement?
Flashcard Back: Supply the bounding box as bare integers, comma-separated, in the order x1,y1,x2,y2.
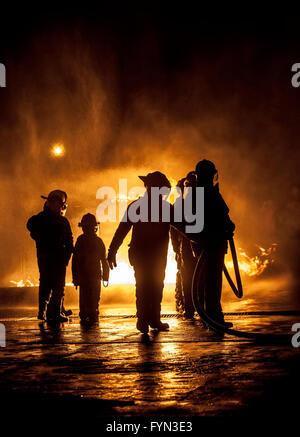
1,304,300,424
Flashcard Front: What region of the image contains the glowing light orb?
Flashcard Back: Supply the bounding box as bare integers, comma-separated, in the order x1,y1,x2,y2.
51,143,65,158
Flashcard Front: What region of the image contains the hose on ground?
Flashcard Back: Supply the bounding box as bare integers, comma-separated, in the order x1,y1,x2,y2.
192,248,294,344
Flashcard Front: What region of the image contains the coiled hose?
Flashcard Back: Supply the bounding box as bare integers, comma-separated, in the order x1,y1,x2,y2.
192,244,295,344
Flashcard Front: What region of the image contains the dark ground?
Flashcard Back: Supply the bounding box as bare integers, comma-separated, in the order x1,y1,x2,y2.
0,300,300,430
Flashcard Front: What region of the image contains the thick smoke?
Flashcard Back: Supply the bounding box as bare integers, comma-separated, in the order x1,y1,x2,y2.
0,17,299,290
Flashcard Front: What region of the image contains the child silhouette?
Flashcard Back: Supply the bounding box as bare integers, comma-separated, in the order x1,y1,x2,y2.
72,214,109,324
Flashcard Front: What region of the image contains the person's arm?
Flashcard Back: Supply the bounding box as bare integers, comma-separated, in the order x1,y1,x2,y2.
71,240,81,287
64,219,74,265
170,226,182,264
107,205,133,269
217,192,235,237
26,215,40,241
169,201,190,241
99,240,110,282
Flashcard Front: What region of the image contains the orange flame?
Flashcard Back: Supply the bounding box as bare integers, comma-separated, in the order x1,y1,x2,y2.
226,244,277,277
9,244,277,287
10,279,37,287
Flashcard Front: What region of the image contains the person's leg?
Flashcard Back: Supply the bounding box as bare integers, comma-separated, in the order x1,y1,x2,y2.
175,251,184,313
90,281,101,321
148,277,162,327
38,279,51,320
148,256,168,330
182,258,197,318
175,269,184,313
79,284,89,321
37,258,52,320
204,249,225,321
61,297,72,316
193,253,207,327
134,263,152,332
46,264,66,321
129,249,151,333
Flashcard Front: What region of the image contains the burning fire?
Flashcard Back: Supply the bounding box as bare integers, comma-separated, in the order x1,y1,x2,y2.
226,244,277,277
10,279,74,287
9,247,178,287
10,279,37,287
9,244,277,287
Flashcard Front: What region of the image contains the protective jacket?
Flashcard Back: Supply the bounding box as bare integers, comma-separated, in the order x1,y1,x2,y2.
27,207,73,265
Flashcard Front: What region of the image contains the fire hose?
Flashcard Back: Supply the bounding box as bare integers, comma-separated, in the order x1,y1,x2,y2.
192,237,294,344
223,237,243,298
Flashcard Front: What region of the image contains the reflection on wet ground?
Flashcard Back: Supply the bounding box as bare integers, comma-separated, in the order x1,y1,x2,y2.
0,305,300,419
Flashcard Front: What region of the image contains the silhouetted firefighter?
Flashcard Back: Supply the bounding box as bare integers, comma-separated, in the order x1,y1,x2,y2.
72,213,109,324
192,160,235,327
171,175,197,318
171,179,186,314
107,172,171,334
27,190,73,322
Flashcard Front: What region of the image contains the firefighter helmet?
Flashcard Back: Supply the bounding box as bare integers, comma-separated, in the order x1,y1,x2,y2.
41,190,67,204
79,213,99,228
195,159,217,175
139,171,171,188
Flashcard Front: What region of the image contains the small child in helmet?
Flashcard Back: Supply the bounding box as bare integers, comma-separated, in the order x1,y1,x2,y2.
72,213,109,323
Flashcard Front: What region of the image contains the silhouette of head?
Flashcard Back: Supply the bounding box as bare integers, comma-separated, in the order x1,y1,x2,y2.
79,213,99,235
184,171,197,187
176,178,186,192
41,190,68,216
195,160,218,186
139,171,171,195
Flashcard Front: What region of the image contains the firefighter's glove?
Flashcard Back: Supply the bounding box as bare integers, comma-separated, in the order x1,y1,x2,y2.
107,251,117,269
